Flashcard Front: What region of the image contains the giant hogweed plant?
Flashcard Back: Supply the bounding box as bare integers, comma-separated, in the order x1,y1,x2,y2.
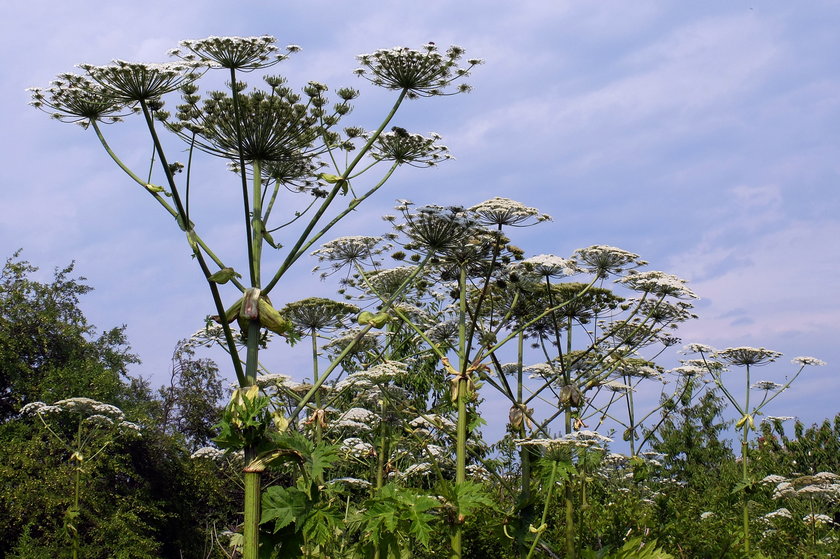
680,345,826,556
301,198,700,558
19,399,142,559
29,36,481,559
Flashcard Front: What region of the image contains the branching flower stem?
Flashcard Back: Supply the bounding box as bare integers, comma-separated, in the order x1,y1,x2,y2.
138,99,246,385
263,89,408,294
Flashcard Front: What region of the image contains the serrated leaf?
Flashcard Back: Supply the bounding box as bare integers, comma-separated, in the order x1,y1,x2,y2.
261,486,309,532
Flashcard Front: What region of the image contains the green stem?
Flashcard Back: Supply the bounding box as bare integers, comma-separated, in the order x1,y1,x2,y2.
229,67,257,287
251,160,264,287
72,422,82,559
243,470,261,559
526,460,559,559
451,265,469,559
742,363,751,555
310,327,323,445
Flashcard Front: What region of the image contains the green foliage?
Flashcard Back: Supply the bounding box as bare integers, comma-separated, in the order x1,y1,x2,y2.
0,252,139,420
580,537,674,559
0,255,240,558
351,483,441,557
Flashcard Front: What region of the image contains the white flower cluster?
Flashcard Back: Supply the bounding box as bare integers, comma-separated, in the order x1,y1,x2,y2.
313,236,385,266
751,381,784,391
255,373,293,389
340,437,374,458
354,43,482,98
514,254,578,279
469,197,551,227
804,513,834,525
572,246,646,278
716,347,782,367
332,407,378,431
792,356,827,367
371,128,452,168
398,462,433,479
668,365,707,378
171,36,296,71
80,60,199,102
600,380,635,393
409,414,456,433
515,430,613,449
763,416,794,423
191,446,226,460
763,508,792,520
327,477,372,488
21,398,141,435
615,270,697,300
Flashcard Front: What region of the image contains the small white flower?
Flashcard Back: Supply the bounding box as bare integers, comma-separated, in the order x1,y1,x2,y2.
700,511,715,520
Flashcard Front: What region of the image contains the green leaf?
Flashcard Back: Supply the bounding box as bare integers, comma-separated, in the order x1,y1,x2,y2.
261,486,309,532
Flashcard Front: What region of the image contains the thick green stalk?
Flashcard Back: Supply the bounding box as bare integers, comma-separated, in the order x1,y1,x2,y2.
242,320,262,559
450,265,469,559
71,422,82,559
243,470,261,559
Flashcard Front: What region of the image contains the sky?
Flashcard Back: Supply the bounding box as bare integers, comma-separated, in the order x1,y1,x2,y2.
2,1,839,441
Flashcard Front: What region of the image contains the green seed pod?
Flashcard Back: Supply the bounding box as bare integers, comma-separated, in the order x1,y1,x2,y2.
208,267,241,284
258,298,293,337
370,311,390,328
357,311,375,325
559,385,584,408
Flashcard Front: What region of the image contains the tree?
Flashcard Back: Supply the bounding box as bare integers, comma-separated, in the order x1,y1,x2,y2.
0,251,139,421
0,253,239,558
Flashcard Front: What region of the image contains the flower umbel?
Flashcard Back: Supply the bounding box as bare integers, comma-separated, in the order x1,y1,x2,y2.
80,60,199,102
171,36,297,71
28,74,137,127
355,43,482,98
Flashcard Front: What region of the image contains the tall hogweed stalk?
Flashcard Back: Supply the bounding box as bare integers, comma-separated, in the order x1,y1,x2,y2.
684,345,826,555
29,36,481,559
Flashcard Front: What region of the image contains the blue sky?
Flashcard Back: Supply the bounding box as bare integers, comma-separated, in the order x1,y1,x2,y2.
3,1,839,435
